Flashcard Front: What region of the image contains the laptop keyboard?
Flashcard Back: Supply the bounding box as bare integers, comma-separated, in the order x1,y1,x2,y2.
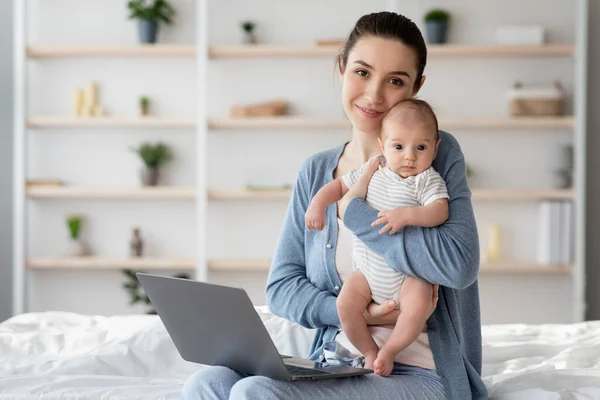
286,365,331,376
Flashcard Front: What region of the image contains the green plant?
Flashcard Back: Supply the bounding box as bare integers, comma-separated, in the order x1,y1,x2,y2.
424,9,450,23
241,21,255,33
121,269,190,314
66,214,84,239
466,163,475,178
139,96,150,109
132,142,173,168
127,0,175,25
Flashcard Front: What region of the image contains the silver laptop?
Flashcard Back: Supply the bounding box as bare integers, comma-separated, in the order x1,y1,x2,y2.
136,273,372,381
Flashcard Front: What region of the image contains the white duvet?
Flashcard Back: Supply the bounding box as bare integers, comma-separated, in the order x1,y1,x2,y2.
1,309,599,399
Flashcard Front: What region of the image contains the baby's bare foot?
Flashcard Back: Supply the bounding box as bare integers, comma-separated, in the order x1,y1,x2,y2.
374,349,394,377
363,350,378,371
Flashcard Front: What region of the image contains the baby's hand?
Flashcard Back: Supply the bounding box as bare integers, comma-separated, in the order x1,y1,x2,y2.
305,203,326,231
371,207,409,235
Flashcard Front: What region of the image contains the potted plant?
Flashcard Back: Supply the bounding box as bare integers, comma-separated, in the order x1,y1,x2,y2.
127,0,175,44
241,21,257,44
466,162,476,187
424,9,450,44
132,142,173,186
139,96,150,116
64,214,88,257
122,269,190,314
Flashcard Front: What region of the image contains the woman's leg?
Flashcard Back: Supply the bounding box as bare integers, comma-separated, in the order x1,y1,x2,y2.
180,366,246,400
229,364,446,400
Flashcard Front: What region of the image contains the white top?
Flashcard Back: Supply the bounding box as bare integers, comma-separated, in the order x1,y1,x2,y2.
341,159,449,304
334,218,436,370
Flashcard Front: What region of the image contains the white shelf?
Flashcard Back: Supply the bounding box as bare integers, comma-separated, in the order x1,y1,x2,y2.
27,45,196,58
207,258,272,271
472,189,573,201
208,188,291,200
27,116,195,129
209,117,349,130
27,186,196,199
208,44,575,59
480,262,573,274
26,116,573,130
25,257,270,272
209,116,573,130
26,44,575,59
27,186,573,202
26,256,196,270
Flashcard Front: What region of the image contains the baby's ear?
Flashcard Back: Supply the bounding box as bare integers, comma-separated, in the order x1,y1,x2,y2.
433,138,441,157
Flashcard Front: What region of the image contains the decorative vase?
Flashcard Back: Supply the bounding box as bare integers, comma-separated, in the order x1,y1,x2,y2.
130,227,144,257
138,19,158,44
426,21,448,44
243,31,257,44
141,166,160,186
64,238,87,257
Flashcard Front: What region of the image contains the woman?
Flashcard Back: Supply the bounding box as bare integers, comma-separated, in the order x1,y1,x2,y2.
182,11,487,400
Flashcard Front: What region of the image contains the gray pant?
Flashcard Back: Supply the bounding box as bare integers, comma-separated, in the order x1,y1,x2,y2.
181,363,446,400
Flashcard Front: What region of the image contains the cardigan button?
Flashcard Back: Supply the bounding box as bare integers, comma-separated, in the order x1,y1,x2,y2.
334,285,340,291
326,243,332,249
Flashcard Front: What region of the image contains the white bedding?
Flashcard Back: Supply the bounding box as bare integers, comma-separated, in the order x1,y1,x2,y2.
1,309,599,399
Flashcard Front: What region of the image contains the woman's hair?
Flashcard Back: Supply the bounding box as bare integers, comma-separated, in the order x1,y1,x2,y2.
338,12,427,93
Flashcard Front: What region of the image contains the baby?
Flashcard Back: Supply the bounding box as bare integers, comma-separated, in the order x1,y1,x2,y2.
305,99,449,376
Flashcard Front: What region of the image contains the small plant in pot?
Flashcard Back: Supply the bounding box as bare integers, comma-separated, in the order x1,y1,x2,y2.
240,21,257,44
122,269,190,314
127,0,175,44
139,96,150,116
424,9,450,44
64,214,89,257
132,142,173,186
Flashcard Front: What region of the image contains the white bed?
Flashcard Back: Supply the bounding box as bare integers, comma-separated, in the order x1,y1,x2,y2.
1,308,599,400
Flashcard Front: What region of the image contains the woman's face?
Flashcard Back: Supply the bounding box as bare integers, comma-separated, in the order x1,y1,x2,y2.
340,36,421,135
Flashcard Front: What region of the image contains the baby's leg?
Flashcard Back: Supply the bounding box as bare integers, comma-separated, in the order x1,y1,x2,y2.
374,276,434,377
336,269,379,370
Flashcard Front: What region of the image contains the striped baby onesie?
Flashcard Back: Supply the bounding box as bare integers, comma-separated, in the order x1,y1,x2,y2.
341,156,449,305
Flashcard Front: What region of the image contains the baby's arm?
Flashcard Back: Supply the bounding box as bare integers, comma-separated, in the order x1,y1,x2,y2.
372,170,449,235
305,178,349,231
403,198,449,227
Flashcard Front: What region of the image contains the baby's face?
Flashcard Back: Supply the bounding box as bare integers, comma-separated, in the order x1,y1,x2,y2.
380,121,439,178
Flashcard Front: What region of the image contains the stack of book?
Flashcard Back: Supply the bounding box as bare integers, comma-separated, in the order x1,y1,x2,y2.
537,201,573,264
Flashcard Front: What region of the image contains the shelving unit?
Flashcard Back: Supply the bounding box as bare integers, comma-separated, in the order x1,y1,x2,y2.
27,44,196,58
208,116,573,130
27,256,196,270
26,186,196,199
24,256,573,275
25,186,574,202
27,116,195,129
13,1,588,323
208,44,575,59
27,115,573,130
27,43,574,59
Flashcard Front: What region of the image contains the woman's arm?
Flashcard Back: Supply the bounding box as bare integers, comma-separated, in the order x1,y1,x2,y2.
342,138,479,290
266,159,341,329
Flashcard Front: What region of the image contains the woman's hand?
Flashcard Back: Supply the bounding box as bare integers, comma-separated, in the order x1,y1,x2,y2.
363,284,439,325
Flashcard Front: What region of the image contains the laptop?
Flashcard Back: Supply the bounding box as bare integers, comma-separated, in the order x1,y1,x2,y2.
136,273,372,381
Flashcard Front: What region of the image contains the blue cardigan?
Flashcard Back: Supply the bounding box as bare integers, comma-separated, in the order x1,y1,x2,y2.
266,131,488,399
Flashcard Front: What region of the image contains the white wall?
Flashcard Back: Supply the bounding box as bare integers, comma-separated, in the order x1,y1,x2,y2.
23,0,580,324
1,0,14,322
